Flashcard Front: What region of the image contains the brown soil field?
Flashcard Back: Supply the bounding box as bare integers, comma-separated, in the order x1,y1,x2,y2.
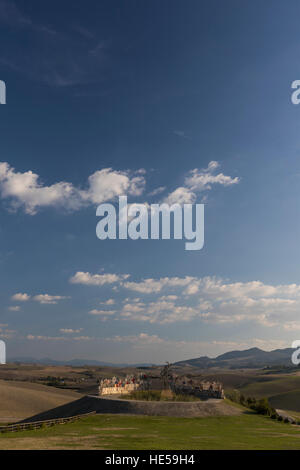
0,379,82,422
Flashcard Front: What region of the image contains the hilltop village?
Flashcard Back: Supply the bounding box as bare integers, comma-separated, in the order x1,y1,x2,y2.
99,371,224,399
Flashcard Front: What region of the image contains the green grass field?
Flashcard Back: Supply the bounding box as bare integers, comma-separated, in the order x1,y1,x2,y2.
122,390,203,401
1,412,300,449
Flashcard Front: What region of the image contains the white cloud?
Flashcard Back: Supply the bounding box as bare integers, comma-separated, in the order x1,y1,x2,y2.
8,306,20,311
0,326,16,339
27,334,67,341
0,162,79,214
159,295,178,301
103,274,300,326
100,299,115,305
0,161,239,215
72,336,93,341
0,162,146,214
80,168,145,204
163,161,239,205
148,186,166,197
70,271,129,286
164,187,195,205
173,130,191,140
122,302,146,314
283,322,300,331
89,309,116,316
33,294,69,304
120,299,200,324
184,282,199,295
11,292,68,305
105,334,283,357
184,161,239,192
108,332,165,345
122,276,195,294
106,334,286,356
59,328,83,334
27,333,92,341
198,277,300,300
11,292,30,301
26,329,95,341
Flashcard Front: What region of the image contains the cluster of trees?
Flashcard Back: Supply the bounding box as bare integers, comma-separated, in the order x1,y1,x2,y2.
240,395,277,417
227,390,293,424
44,375,65,387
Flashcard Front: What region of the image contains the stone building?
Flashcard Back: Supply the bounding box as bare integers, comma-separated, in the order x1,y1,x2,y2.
98,372,224,399
99,373,151,396
171,376,224,399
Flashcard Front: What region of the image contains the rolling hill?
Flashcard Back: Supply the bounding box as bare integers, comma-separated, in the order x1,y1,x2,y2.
0,379,82,422
175,347,295,369
7,347,297,369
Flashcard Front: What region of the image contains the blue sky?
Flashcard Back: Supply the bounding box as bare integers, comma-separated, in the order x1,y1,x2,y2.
1,0,300,363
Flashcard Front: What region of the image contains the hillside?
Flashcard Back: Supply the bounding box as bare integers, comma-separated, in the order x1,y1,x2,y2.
175,347,295,369
21,395,242,422
0,380,82,422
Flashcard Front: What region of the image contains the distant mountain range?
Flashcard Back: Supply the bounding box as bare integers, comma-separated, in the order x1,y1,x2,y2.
7,347,297,369
7,357,154,368
174,347,295,369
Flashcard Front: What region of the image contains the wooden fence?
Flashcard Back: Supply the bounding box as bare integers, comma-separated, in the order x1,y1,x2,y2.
0,411,96,433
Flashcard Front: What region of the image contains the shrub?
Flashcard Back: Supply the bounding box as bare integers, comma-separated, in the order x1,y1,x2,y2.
239,394,245,405
251,398,273,416
226,390,240,404
125,390,162,401
123,390,202,402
